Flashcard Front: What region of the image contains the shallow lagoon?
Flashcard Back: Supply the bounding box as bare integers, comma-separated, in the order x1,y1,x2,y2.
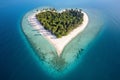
22,7,104,77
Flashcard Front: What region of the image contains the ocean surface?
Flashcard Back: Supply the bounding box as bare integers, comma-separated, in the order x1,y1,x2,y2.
0,0,120,80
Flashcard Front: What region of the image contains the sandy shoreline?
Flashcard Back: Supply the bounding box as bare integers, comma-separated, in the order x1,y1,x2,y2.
27,10,89,56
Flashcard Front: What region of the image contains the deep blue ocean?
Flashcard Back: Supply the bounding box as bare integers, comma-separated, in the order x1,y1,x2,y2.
0,0,120,80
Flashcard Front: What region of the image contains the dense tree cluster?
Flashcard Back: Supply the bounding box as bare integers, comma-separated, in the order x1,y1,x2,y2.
36,8,84,38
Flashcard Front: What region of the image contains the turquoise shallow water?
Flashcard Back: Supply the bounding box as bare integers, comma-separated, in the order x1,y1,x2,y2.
0,0,120,80
22,7,105,77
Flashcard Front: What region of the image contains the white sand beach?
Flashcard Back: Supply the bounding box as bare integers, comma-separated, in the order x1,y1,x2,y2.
27,10,89,56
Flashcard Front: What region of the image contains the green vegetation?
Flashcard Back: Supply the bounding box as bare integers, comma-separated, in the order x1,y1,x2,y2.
36,8,84,38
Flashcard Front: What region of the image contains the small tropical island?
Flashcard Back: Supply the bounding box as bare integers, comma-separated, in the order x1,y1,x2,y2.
21,7,103,74
26,7,89,55
36,8,84,38
22,7,90,71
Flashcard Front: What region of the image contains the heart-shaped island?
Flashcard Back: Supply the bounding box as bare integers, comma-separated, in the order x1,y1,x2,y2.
27,8,88,56
21,7,104,76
